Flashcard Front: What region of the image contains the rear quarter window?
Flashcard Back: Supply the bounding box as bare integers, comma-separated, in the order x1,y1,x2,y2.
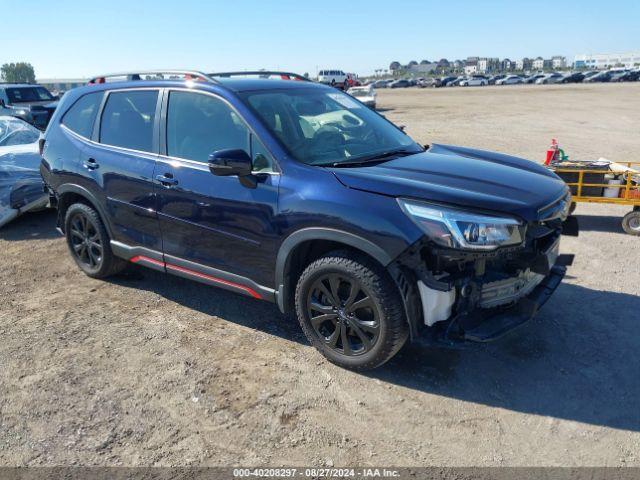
61,92,104,138
99,90,158,153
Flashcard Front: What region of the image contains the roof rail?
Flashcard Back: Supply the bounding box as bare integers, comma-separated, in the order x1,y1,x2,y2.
208,71,311,82
87,70,218,85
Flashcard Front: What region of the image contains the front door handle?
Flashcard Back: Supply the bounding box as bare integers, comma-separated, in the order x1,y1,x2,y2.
84,158,99,170
156,173,178,187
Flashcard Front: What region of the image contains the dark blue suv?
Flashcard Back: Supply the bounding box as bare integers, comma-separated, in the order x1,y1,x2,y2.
40,70,575,370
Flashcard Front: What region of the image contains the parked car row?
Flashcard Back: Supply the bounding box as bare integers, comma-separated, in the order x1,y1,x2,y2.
363,68,640,89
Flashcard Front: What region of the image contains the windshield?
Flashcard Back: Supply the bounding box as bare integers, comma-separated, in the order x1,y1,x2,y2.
6,87,55,103
241,88,421,166
0,116,41,147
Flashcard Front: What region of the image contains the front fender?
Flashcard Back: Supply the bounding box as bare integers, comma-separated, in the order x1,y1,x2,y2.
274,227,393,313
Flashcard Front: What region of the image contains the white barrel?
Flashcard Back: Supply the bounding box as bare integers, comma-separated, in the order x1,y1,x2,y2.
604,179,623,198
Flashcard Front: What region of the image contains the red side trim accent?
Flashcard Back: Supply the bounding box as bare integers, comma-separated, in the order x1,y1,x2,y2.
130,255,165,268
129,255,261,299
166,263,261,299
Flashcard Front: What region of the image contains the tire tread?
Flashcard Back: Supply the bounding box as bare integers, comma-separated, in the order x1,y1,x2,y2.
64,203,127,278
295,250,408,370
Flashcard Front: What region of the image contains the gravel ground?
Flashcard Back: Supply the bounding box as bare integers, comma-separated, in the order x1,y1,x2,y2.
0,83,639,467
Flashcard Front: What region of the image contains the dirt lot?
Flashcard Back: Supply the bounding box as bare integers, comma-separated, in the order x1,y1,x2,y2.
1,83,639,467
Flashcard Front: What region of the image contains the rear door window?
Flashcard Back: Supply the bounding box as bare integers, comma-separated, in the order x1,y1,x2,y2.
99,90,158,153
61,92,104,138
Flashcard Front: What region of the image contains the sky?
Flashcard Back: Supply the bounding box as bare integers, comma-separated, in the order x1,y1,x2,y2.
2,0,639,79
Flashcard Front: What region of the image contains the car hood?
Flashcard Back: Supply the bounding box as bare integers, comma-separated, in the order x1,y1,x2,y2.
330,143,568,222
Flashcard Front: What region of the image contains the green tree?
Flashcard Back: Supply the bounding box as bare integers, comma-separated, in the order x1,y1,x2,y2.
0,62,36,83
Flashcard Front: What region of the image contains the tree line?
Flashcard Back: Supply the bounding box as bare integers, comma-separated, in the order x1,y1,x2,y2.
0,62,36,83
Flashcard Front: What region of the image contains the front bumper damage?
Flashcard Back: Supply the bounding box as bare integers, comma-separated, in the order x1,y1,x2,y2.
388,218,576,345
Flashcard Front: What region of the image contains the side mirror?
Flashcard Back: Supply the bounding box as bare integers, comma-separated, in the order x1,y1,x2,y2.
0,99,5,108
208,149,256,188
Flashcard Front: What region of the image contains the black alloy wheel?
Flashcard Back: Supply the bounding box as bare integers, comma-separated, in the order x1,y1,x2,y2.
64,203,127,278
295,251,408,370
306,273,380,356
69,210,103,270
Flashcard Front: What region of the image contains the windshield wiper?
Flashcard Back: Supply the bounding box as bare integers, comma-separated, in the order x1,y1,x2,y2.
326,148,418,168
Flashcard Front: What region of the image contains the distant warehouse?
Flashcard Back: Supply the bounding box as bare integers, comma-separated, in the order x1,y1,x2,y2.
574,51,640,69
37,78,87,93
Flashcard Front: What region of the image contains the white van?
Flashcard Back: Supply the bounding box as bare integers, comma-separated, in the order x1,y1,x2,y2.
318,69,347,88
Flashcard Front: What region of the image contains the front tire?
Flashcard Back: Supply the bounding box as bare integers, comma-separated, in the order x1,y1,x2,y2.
295,251,408,370
64,203,127,278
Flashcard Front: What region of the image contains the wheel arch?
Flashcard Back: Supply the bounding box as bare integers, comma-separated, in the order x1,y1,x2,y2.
56,184,113,237
275,228,393,314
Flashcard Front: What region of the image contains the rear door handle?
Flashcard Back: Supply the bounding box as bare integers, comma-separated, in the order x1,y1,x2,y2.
156,173,178,187
84,158,99,170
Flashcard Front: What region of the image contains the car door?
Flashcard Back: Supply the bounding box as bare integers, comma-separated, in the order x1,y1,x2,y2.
155,89,280,292
81,88,163,254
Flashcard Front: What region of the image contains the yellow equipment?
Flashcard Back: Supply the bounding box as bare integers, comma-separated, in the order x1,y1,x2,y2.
550,161,640,235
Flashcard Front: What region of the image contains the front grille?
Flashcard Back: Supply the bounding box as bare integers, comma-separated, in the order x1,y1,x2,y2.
479,269,544,308
479,236,559,308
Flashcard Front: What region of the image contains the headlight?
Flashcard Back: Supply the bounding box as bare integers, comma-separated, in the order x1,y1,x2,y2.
398,199,524,250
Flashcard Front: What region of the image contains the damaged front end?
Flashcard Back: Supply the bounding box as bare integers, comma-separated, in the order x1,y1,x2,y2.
388,193,576,344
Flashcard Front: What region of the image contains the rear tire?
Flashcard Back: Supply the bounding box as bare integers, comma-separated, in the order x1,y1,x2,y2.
64,203,127,278
295,251,408,371
622,211,640,235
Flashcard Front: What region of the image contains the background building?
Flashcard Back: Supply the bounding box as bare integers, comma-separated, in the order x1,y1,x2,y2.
464,58,478,75
407,63,437,74
552,56,567,69
37,78,87,93
501,58,514,71
532,57,544,70
574,51,640,69
478,57,500,73
516,57,532,71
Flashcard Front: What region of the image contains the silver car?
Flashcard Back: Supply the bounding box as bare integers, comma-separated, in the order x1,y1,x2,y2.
346,86,377,109
536,73,564,84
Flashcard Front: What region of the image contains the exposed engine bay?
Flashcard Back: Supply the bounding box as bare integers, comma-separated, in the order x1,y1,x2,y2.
390,214,576,343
